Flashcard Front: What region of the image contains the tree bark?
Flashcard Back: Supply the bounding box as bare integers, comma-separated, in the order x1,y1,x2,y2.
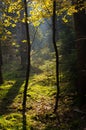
53,0,60,112
22,0,31,114
74,0,86,105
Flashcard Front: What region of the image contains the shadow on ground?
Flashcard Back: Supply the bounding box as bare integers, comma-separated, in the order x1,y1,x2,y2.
0,79,24,115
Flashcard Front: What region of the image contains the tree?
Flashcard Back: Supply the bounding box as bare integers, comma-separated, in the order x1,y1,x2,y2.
52,0,59,112
22,0,31,114
73,0,86,106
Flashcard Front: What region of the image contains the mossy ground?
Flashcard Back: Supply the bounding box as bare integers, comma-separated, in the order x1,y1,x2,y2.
0,65,86,130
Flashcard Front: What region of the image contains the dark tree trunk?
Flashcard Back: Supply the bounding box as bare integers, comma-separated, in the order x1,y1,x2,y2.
74,0,86,106
0,42,3,85
53,0,60,112
22,0,31,114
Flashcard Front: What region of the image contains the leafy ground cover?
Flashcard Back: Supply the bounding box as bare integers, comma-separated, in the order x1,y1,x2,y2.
0,66,86,130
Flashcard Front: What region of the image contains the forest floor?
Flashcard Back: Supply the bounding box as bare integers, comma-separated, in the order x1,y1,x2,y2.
0,67,86,130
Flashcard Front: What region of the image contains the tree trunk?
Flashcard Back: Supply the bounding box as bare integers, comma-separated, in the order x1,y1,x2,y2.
74,1,86,105
53,0,60,112
22,0,31,114
0,42,3,85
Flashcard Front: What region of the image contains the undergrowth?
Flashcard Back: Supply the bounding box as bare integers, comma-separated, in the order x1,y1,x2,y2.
0,64,86,130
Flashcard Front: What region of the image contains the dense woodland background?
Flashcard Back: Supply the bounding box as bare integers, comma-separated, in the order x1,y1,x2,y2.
0,0,86,130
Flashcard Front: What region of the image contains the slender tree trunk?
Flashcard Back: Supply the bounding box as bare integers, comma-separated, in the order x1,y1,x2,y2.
0,42,3,85
22,0,31,114
74,0,86,106
53,0,60,112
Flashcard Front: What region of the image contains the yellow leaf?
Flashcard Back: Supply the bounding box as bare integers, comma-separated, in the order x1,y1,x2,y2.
8,6,13,13
22,40,27,43
12,42,16,46
6,31,12,35
1,36,7,40
62,16,68,23
4,20,11,27
11,24,16,27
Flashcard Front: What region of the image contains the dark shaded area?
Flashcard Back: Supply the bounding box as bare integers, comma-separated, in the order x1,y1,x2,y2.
0,79,24,115
0,42,3,85
31,107,86,130
0,66,3,85
74,5,86,106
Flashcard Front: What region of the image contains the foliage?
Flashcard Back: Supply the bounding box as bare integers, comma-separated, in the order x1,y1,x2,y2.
0,67,86,130
0,0,85,44
0,0,86,32
29,0,86,25
0,0,86,129
31,46,56,85
0,113,22,130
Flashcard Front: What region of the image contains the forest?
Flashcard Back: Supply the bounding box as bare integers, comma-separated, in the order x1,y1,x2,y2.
0,0,86,130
